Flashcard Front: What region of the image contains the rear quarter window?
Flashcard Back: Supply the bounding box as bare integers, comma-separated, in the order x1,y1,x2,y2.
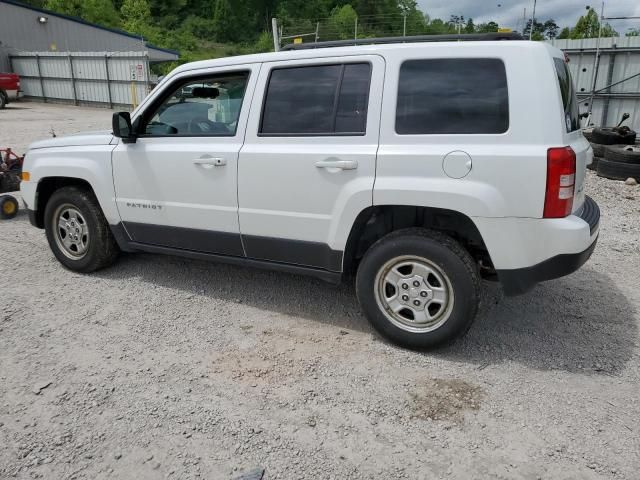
396,58,509,135
554,57,580,133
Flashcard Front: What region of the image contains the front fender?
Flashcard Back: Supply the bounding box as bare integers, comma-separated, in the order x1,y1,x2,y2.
21,145,119,224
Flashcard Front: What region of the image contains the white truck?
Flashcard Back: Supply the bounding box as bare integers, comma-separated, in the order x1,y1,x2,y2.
21,34,600,349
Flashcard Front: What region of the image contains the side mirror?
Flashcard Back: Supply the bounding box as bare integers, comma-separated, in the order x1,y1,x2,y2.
112,112,137,144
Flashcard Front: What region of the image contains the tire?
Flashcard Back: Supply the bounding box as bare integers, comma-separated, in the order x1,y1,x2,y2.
0,194,19,219
44,186,119,272
582,129,594,142
603,145,640,164
0,92,6,110
596,158,640,182
590,127,636,145
591,143,605,158
356,228,481,349
587,156,601,171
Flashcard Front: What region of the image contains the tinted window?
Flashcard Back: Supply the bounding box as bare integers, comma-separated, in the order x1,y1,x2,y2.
554,58,580,133
396,59,509,135
142,72,249,136
260,63,371,135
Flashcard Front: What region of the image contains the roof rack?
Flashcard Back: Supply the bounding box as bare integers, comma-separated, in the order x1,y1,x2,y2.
282,32,524,51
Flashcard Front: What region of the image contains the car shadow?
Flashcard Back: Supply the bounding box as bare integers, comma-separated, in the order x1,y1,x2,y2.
96,252,636,375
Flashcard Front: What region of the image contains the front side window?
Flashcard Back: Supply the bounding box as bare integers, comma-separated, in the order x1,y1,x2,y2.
260,63,372,136
396,58,509,135
142,72,249,136
554,58,580,133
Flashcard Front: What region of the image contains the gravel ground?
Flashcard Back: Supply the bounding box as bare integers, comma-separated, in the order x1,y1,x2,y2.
1,102,640,479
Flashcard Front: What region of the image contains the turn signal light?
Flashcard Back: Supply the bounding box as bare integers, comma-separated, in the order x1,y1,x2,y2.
544,147,575,218
21,171,30,181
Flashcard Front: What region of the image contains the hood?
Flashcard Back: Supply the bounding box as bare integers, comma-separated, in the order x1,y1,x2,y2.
28,130,115,150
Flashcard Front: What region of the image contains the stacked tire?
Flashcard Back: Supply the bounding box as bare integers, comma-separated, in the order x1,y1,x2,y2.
584,127,639,181
597,145,640,182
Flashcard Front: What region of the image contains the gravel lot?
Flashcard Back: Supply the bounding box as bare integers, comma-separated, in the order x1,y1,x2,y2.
1,102,639,479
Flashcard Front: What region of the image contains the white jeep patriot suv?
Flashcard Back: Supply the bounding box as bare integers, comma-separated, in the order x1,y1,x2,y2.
21,34,600,349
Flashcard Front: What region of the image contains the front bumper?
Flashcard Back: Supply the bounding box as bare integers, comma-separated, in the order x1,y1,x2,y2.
496,196,600,296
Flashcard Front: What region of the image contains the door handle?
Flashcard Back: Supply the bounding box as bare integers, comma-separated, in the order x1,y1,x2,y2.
315,159,358,170
193,157,226,168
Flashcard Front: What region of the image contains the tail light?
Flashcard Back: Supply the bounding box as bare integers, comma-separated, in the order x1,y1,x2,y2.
544,146,576,218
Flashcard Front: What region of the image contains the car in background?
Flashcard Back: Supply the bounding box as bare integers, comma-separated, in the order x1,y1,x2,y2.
0,72,21,109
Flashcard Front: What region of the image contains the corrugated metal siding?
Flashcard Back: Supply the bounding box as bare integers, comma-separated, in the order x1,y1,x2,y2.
550,37,640,131
10,52,153,107
0,0,178,62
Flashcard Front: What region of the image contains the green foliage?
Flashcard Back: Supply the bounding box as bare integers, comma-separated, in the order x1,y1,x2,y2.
44,0,120,28
523,19,558,40
328,4,358,40
626,28,640,37
32,0,624,73
568,8,617,39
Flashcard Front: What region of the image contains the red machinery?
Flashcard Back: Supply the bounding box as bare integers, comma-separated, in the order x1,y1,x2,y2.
0,148,23,219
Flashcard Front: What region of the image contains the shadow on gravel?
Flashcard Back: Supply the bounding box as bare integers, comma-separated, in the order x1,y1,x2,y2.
443,266,637,375
99,254,635,375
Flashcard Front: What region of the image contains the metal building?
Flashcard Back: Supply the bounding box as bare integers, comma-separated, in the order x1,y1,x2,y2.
0,0,178,107
550,36,640,132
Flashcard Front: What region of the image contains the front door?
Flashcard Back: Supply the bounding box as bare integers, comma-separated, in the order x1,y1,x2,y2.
112,64,259,256
238,56,384,271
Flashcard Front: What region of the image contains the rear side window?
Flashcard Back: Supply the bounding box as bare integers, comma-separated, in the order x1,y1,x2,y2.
554,58,580,133
260,63,371,136
396,58,509,135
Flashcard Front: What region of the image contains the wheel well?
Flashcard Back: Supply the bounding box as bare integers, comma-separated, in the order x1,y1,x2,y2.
343,205,494,278
33,177,94,228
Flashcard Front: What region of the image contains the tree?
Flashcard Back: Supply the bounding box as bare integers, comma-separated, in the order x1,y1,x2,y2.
570,8,617,39
328,4,358,40
557,27,571,39
543,20,559,39
626,28,640,37
523,18,560,40
476,21,498,34
464,18,475,34
212,0,235,42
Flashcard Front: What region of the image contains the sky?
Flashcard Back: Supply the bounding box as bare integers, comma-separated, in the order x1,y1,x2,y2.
416,0,640,35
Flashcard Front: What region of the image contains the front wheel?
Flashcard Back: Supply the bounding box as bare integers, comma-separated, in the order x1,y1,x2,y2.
44,186,119,272
356,229,481,349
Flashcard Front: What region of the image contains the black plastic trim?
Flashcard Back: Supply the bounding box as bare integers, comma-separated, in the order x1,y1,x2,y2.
578,195,600,236
27,208,39,228
109,222,344,275
128,242,342,285
123,222,244,257
242,235,343,272
497,236,598,296
281,33,524,50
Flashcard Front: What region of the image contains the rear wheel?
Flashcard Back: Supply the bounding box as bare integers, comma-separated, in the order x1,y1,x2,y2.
0,92,6,109
356,229,480,349
44,186,119,272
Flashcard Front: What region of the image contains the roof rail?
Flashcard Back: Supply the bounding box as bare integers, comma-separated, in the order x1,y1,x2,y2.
282,32,524,51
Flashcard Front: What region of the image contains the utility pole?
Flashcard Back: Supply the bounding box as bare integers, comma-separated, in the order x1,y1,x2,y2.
529,0,537,40
402,12,407,37
354,17,358,40
271,18,280,51
522,8,526,35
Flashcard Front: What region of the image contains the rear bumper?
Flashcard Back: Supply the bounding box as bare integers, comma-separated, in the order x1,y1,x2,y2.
495,195,600,295
497,235,598,295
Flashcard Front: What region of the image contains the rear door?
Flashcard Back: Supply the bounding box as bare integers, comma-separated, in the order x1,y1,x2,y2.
553,55,590,212
237,55,384,271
